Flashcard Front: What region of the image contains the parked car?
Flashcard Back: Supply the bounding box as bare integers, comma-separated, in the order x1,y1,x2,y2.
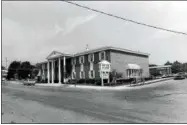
174,72,186,80
161,74,168,78
2,77,6,81
23,79,36,86
184,72,187,78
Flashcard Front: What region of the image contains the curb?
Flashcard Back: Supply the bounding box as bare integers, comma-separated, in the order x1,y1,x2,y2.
130,77,173,87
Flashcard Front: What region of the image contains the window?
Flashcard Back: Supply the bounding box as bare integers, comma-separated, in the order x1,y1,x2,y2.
72,72,76,79
79,56,84,64
90,63,93,70
88,54,94,62
72,65,75,72
80,71,85,79
74,58,76,65
72,58,76,65
80,64,84,71
127,69,142,78
99,51,106,61
89,70,95,79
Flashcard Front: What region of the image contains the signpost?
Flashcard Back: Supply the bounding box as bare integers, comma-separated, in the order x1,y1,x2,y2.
99,60,111,86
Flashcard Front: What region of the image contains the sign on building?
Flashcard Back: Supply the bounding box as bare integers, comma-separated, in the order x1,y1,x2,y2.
99,60,111,86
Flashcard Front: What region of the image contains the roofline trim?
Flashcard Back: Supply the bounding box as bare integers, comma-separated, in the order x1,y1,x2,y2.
149,65,172,69
74,46,149,57
46,50,73,60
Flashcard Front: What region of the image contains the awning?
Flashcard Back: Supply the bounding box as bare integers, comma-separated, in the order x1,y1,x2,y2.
99,60,111,64
126,64,141,70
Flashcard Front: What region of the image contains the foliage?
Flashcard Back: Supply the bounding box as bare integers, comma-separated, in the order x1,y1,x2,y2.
2,66,6,70
109,69,123,83
163,60,187,74
18,61,33,79
182,63,187,72
171,61,182,74
7,61,21,80
7,60,37,80
164,61,172,66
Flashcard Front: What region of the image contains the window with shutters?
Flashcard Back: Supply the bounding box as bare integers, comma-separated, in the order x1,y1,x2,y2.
80,71,85,79
88,54,94,62
72,72,76,79
79,56,84,64
80,64,84,71
90,63,93,70
72,58,76,65
89,70,95,79
72,65,75,72
99,51,106,61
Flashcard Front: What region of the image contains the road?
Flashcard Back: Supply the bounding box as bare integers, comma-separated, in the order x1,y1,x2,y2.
2,79,187,123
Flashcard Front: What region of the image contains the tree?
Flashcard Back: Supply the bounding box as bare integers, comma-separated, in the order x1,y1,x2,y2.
165,61,172,66
18,61,33,79
171,61,182,73
7,61,21,80
110,69,123,83
7,61,36,80
2,66,6,70
182,63,187,72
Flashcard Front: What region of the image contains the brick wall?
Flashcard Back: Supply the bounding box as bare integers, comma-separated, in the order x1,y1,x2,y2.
73,50,110,80
110,50,149,78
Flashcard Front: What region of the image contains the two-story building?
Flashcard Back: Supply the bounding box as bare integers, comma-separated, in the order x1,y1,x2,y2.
37,46,150,85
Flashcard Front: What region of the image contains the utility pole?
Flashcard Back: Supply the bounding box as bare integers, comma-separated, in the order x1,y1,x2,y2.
5,57,8,69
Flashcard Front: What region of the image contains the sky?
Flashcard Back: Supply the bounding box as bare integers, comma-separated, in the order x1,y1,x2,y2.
2,1,187,67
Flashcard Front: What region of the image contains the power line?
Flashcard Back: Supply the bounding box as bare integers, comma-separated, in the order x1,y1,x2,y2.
63,1,187,36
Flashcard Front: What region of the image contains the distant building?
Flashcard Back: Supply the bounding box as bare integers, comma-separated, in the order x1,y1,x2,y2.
149,65,172,76
2,68,8,79
38,46,150,85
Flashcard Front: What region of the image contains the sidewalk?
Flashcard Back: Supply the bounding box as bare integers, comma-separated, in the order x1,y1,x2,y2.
7,77,173,91
130,77,173,87
35,77,173,90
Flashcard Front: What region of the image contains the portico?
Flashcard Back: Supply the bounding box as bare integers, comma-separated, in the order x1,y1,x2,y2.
46,51,73,84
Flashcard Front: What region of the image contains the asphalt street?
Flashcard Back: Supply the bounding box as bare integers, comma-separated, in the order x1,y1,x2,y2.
2,79,187,123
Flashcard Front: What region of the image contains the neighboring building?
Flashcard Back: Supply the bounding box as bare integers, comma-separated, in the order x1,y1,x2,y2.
149,65,172,76
2,68,8,80
38,46,150,84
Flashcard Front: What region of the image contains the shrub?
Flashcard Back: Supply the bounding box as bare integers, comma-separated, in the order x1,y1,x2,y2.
95,79,101,86
69,79,77,84
85,79,95,84
77,79,85,84
144,77,152,81
110,69,123,83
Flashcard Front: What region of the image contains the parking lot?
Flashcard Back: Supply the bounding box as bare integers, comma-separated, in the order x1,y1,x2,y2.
2,79,187,123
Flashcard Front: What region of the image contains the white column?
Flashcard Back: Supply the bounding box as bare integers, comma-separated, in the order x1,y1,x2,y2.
42,64,45,80
47,61,50,84
63,56,66,83
54,60,56,82
59,58,61,84
101,71,104,86
52,60,54,84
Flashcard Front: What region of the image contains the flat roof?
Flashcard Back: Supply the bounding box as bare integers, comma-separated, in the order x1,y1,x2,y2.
149,65,172,69
74,46,150,57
